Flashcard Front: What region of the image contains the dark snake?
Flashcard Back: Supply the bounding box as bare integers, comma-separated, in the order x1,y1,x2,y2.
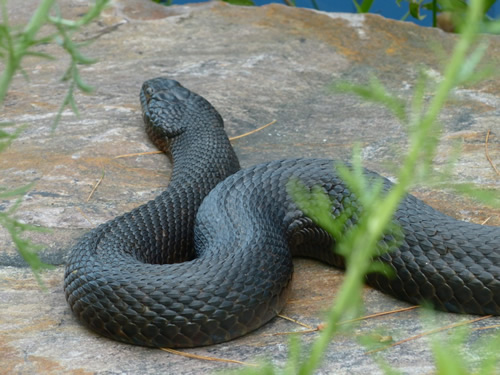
64,78,500,348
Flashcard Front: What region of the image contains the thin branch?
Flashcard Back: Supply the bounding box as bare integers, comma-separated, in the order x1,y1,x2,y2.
365,315,493,355
485,129,499,175
75,206,93,226
278,314,315,329
113,150,163,159
338,305,420,325
86,166,105,202
270,306,420,337
229,119,277,141
481,216,491,225
160,348,257,367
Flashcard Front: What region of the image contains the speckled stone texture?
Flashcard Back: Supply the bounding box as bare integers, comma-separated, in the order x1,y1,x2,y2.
0,0,499,374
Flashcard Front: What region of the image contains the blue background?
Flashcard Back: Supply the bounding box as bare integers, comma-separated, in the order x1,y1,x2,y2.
161,0,499,27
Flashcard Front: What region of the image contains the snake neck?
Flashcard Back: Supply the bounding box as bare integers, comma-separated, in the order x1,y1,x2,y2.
169,125,240,190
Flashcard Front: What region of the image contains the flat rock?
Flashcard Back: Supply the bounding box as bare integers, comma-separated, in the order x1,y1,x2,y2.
0,1,499,374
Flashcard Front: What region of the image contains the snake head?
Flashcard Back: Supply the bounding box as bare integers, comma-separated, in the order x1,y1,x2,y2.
140,77,226,155
140,78,192,139
140,77,224,141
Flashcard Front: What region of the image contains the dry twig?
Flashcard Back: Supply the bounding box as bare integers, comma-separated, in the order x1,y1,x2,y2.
481,216,492,225
86,166,105,202
338,305,420,326
229,120,277,141
471,323,500,331
270,306,420,337
365,315,493,355
75,206,94,226
160,348,257,367
277,314,315,329
485,129,499,176
113,150,163,159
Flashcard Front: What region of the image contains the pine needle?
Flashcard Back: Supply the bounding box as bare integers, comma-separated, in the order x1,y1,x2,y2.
229,119,277,141
113,150,163,159
86,166,105,202
365,315,493,355
485,129,499,175
160,348,257,367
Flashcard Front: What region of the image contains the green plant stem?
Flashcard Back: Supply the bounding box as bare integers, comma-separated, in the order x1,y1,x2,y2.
0,0,56,102
297,1,486,373
432,0,437,27
298,243,370,375
397,0,483,192
0,53,15,103
22,0,56,41
310,0,319,10
0,0,107,278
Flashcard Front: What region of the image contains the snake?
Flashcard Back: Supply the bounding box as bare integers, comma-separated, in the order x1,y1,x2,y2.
64,77,500,348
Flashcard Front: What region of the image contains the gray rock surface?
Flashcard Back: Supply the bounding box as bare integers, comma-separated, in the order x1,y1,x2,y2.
0,0,499,374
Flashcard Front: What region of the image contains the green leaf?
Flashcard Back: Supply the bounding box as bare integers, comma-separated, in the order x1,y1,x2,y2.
49,0,109,29
366,260,394,277
333,78,407,123
0,123,25,153
431,327,470,375
0,183,34,199
422,2,443,12
482,19,500,34
352,0,375,13
0,212,53,283
310,0,320,10
0,0,108,287
52,81,78,129
483,0,497,13
287,177,346,240
78,0,110,26
152,0,173,4
452,183,500,208
61,37,97,65
24,32,57,48
284,335,302,374
438,0,468,12
72,66,94,93
455,41,489,85
475,334,500,374
409,2,426,20
222,0,255,5
24,51,56,60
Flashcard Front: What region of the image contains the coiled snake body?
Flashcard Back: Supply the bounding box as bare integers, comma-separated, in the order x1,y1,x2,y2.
64,78,500,348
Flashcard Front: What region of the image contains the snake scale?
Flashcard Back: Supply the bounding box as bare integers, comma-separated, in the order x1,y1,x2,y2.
64,78,500,348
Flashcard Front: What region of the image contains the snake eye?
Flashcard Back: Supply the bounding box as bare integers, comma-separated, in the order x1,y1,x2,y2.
144,85,155,100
